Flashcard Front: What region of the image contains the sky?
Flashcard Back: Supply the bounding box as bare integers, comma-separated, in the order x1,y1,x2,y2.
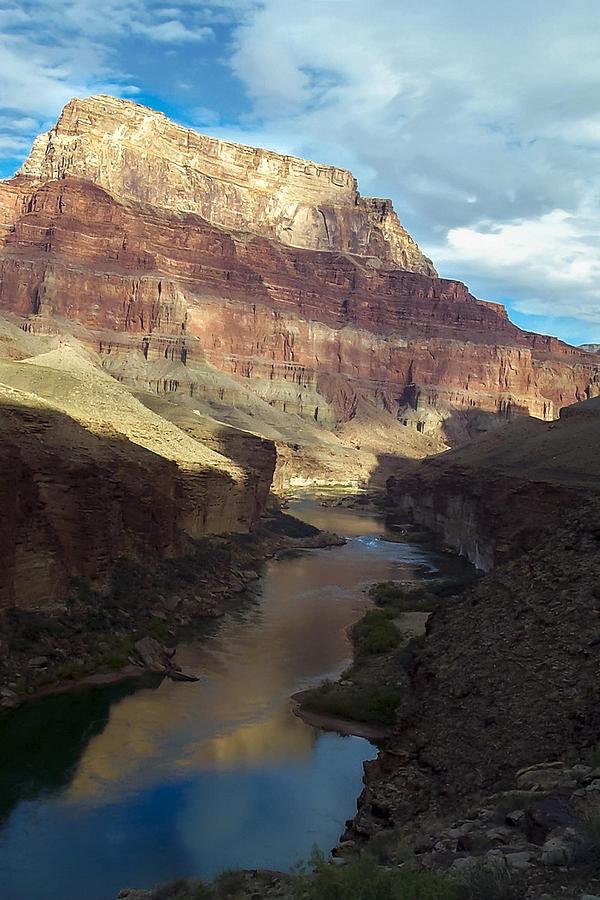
0,0,599,345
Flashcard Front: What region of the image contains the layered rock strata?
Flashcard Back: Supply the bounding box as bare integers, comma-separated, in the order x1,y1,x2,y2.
387,395,600,569
1,96,600,493
20,96,436,274
0,346,276,609
2,135,600,488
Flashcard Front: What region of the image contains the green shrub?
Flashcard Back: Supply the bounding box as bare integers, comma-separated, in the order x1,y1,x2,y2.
369,582,435,613
295,850,463,900
192,887,216,900
368,575,477,612
302,682,402,726
54,661,86,681
214,869,246,897
99,636,135,670
145,616,172,640
352,609,402,655
366,828,411,865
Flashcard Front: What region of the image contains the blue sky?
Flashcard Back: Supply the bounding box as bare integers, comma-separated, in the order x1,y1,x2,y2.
1,0,599,345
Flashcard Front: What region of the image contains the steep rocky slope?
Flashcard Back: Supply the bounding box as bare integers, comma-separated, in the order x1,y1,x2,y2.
351,497,600,839
387,395,600,569
0,341,275,609
348,397,600,840
1,96,599,487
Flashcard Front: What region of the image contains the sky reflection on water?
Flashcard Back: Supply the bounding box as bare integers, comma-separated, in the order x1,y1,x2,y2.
0,502,449,900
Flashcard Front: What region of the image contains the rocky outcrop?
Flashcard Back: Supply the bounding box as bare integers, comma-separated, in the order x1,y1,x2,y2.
350,497,600,839
20,95,436,274
0,348,276,609
387,395,600,570
345,397,600,841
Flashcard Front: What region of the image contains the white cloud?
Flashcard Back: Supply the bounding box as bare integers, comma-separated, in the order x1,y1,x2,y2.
211,0,600,334
133,19,213,43
0,0,237,170
0,135,31,154
432,207,600,324
190,105,222,126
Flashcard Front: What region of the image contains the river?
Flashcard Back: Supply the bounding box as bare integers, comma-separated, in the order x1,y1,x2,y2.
0,501,465,900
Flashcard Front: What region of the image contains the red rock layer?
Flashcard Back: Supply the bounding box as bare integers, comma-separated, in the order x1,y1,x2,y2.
0,175,598,430
0,392,179,608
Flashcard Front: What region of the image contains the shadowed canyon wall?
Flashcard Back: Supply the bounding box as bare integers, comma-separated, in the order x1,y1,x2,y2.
0,351,276,609
386,396,600,570
348,398,600,841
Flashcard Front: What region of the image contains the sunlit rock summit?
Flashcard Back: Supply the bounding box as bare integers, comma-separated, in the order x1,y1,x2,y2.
21,95,437,275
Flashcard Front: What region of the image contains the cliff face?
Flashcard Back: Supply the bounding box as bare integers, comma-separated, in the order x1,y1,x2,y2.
2,96,600,491
351,499,600,837
1,169,599,487
387,396,600,569
0,348,276,609
20,96,436,275
349,398,600,838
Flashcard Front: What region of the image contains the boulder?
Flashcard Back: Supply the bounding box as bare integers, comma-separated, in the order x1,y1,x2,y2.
168,669,201,683
132,637,171,673
28,656,49,668
517,765,575,791
540,828,583,867
525,794,576,844
503,850,532,872
0,686,19,708
505,810,525,827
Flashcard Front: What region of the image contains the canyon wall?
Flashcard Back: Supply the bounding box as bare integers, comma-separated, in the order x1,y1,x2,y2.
387,396,600,569
347,397,600,840
350,495,600,839
0,350,276,609
1,95,599,493
1,157,599,488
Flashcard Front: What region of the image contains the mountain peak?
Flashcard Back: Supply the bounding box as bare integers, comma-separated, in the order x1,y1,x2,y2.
19,94,436,275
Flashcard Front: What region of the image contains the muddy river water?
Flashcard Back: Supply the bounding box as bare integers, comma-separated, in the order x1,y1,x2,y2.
0,501,463,900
